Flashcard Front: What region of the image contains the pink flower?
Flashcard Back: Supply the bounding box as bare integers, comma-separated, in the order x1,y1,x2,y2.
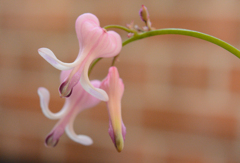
38,13,122,101
100,66,126,152
37,70,101,147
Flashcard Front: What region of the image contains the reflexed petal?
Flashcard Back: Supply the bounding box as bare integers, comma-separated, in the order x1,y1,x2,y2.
80,57,109,101
65,111,93,146
38,48,78,70
37,87,68,119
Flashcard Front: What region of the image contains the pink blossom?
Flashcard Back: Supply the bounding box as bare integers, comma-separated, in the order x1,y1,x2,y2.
37,70,101,147
100,66,126,152
38,13,122,101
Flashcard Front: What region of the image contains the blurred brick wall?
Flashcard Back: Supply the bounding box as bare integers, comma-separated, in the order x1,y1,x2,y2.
1,0,240,163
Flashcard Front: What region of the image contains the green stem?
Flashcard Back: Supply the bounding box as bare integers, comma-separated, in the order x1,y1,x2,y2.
122,28,240,57
104,25,138,35
89,28,240,75
88,58,102,76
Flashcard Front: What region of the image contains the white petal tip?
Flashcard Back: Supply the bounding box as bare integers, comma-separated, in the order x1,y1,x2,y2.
77,135,93,146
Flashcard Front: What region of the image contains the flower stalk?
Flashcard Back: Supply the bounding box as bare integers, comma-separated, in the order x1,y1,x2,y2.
88,26,240,75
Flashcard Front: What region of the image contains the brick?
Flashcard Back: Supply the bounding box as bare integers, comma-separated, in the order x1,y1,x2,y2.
163,154,203,163
18,55,46,71
69,0,122,17
0,135,42,162
230,68,240,93
142,109,237,139
152,17,239,43
0,0,70,16
121,106,143,126
120,39,157,65
121,0,239,20
88,102,109,122
0,13,69,32
88,58,113,80
118,62,148,83
145,84,238,117
122,82,146,110
0,93,65,114
65,143,144,163
170,65,209,88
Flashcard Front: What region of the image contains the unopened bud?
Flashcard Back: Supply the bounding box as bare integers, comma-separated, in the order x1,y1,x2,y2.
139,5,149,23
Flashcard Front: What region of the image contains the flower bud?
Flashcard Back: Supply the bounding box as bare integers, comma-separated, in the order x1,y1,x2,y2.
139,5,149,23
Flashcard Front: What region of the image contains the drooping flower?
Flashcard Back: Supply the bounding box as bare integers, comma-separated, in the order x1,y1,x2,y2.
100,66,126,152
37,70,101,147
38,13,122,101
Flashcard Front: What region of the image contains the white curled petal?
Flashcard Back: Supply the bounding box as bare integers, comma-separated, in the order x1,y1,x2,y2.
37,87,68,119
80,57,109,101
65,112,93,146
38,48,78,70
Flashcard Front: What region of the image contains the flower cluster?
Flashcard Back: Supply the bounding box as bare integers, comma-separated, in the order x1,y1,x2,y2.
37,3,240,156
38,13,125,152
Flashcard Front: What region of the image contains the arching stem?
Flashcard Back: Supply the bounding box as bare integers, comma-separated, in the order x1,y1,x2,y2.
89,27,240,75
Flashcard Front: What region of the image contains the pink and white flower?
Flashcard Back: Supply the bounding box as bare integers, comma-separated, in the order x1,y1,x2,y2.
37,70,101,147
38,13,122,101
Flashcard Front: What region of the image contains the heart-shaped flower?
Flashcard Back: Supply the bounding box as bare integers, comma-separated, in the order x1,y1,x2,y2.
38,13,122,101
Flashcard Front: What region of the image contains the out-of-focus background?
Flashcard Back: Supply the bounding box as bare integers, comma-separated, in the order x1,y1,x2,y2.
1,0,240,162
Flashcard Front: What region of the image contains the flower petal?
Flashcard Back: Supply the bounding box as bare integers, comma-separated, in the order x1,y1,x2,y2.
37,87,68,119
38,48,78,70
96,31,122,58
100,67,126,152
65,112,93,146
80,57,109,101
75,13,100,49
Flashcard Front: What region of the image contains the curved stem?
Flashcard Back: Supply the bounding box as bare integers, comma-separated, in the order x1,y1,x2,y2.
89,28,240,75
88,58,102,76
122,28,240,57
104,25,138,35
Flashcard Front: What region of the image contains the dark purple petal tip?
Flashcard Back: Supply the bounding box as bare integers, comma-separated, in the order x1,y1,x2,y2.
45,133,59,147
59,82,73,98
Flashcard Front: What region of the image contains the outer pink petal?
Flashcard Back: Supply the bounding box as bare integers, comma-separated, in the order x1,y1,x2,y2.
75,13,100,50
96,31,122,58
78,31,122,101
38,87,68,119
38,48,77,70
80,56,109,101
65,109,93,146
